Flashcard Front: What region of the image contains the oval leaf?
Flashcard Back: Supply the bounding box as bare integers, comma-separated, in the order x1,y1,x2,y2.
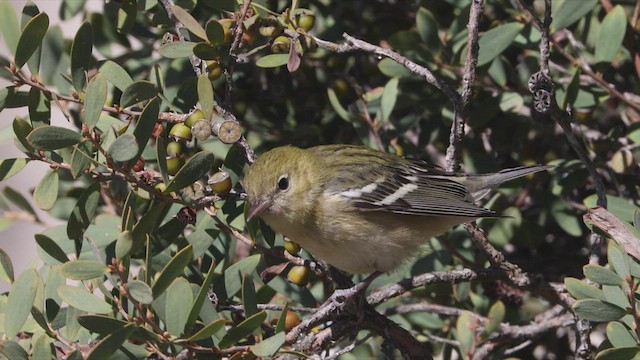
252,332,285,357
70,21,93,91
86,323,136,360
187,318,226,341
552,0,599,31
33,169,58,210
132,97,159,160
171,5,207,40
205,19,225,46
219,311,267,348
126,280,153,305
115,230,134,260
564,277,606,301
165,278,193,336
381,77,399,121
151,244,194,297
158,41,197,59
0,248,14,283
67,181,101,241
27,126,83,150
165,151,214,192
60,260,107,280
120,81,157,108
15,12,49,68
4,269,39,338
595,5,627,64
34,234,68,264
477,22,523,66
57,285,112,314
83,74,107,129
108,133,139,162
197,75,214,121
583,264,626,287
573,299,627,322
98,60,133,91
606,321,638,348
0,158,28,181
256,54,289,68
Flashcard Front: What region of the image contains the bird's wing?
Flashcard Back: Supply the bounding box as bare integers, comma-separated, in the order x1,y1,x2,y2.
315,146,497,218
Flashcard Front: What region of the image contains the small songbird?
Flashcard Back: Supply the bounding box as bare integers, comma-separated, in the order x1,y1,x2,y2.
243,144,548,274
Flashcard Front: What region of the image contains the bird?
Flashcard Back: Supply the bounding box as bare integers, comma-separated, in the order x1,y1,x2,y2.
242,144,549,274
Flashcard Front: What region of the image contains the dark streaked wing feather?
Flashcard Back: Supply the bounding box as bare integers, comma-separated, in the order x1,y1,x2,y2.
313,145,498,218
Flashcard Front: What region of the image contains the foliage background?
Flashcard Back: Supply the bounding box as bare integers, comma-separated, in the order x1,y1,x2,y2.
0,0,639,359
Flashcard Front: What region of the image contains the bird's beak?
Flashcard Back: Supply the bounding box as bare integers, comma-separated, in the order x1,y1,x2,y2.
247,198,271,221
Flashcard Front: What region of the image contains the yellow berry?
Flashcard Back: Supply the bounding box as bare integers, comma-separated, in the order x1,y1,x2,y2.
169,123,192,141
283,239,301,255
206,60,223,81
208,171,232,195
297,13,315,32
166,141,184,157
284,311,301,332
287,265,310,286
166,156,184,176
185,109,205,128
271,36,290,53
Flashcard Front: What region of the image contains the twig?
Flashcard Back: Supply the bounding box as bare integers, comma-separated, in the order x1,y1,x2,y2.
445,0,484,172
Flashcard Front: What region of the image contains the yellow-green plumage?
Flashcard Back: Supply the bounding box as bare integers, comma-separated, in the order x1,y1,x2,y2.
243,144,548,274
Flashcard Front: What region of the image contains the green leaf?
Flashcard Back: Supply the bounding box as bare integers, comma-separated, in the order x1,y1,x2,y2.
483,301,505,337
27,126,83,150
193,43,220,60
606,321,638,348
86,323,136,360
165,151,214,192
205,19,225,46
33,169,58,210
275,305,288,333
0,248,14,283
116,230,134,260
35,234,68,264
608,241,630,279
552,0,599,31
256,54,289,68
28,87,50,127
0,86,30,111
224,254,262,298
415,7,441,54
132,97,159,160
0,0,20,55
197,75,214,121
551,199,583,237
477,22,523,66
381,77,399,121
108,134,139,162
70,21,93,91
219,310,267,348
327,87,359,123
158,41,197,58
595,5,627,65
564,277,606,301
187,318,226,341
595,347,640,360
57,285,112,314
13,117,34,152
171,5,207,40
583,264,626,287
127,280,153,305
98,60,133,91
252,332,285,357
131,202,169,254
573,299,627,322
60,260,107,280
83,74,107,129
67,181,101,241
166,277,193,336
61,0,86,20
3,186,38,220
120,81,157,108
584,195,640,223
15,12,48,68
70,141,95,179
378,58,413,77
4,269,39,338
116,0,137,34
0,340,29,360
242,273,258,317
0,158,28,181
186,261,217,330
456,311,476,356
151,244,194,297
21,3,42,76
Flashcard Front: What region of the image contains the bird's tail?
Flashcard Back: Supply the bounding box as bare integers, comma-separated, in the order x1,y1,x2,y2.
464,165,551,201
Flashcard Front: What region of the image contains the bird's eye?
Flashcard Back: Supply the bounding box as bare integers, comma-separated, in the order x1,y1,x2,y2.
277,175,289,191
